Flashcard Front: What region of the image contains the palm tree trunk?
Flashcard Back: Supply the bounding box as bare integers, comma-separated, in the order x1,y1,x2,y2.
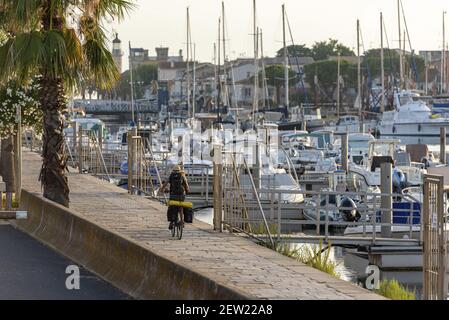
0,136,16,193
39,76,69,207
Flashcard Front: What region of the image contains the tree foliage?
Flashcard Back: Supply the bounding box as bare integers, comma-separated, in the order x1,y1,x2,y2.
0,0,135,91
363,48,425,81
0,78,42,137
259,65,298,104
304,60,356,97
277,39,354,62
276,44,313,58
0,0,135,207
113,63,158,100
311,39,355,61
261,65,298,87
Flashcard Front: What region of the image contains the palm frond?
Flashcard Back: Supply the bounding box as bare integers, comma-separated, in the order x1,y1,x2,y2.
0,0,42,30
0,31,43,83
83,37,119,90
81,0,136,21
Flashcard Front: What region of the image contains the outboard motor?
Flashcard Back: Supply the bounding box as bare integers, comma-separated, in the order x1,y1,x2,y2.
120,160,128,175
421,157,430,169
392,168,406,194
340,197,360,222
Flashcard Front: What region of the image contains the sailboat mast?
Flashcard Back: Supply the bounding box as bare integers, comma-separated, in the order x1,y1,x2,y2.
252,0,258,127
193,43,196,117
398,0,403,90
357,19,362,131
186,7,191,115
260,30,267,110
217,17,221,122
222,1,229,109
129,41,135,125
283,4,289,109
380,12,385,113
213,43,217,111
337,52,341,119
441,11,446,94
425,55,429,95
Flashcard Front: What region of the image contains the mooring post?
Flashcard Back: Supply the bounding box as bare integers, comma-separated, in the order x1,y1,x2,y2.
213,144,223,232
98,123,104,152
381,162,393,238
14,131,22,205
341,132,349,174
254,142,262,191
72,121,78,154
78,128,83,174
127,131,133,194
440,127,446,165
0,176,5,210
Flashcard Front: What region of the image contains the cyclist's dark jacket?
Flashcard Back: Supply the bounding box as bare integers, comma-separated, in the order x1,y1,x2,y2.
168,172,189,201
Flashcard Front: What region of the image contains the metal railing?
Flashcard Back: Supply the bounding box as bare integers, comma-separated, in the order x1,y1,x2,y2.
65,130,128,178
222,162,426,247
423,175,448,300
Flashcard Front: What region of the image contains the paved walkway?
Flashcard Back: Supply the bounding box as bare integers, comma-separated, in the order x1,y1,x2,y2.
21,150,381,300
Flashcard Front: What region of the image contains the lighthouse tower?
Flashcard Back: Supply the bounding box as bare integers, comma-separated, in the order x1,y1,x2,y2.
112,33,123,74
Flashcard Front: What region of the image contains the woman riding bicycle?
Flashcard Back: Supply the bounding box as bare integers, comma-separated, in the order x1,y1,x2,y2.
159,165,190,230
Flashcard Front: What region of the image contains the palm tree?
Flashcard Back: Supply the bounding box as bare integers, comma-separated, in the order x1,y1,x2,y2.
0,0,134,207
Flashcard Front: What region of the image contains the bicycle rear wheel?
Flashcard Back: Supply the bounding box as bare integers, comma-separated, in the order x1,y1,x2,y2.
176,223,183,240
171,223,176,237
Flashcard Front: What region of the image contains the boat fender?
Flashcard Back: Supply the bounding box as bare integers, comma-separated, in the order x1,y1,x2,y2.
340,197,360,222
392,126,396,134
418,124,421,132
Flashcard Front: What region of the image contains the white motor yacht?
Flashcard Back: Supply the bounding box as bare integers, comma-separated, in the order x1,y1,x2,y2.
379,90,449,139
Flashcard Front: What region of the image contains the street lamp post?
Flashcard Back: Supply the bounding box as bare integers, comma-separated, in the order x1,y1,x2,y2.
15,101,22,204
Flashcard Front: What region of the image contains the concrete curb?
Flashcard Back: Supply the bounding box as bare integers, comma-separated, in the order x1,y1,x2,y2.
13,190,252,300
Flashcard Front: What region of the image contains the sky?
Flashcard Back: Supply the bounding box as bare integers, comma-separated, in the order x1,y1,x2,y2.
108,0,449,71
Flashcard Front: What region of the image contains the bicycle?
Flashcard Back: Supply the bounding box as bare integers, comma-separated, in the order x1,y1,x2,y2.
171,207,184,240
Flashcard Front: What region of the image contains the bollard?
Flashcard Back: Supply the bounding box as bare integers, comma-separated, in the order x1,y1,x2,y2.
440,127,446,165
0,211,27,220
341,133,349,174
213,145,223,232
380,162,393,238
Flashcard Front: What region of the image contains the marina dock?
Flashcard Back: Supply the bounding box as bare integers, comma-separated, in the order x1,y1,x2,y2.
15,150,382,300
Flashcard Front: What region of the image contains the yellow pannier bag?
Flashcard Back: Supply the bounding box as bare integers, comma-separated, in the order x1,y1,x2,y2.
168,200,193,209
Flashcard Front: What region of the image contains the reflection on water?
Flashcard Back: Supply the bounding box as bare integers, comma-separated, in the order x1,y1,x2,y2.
195,207,214,225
